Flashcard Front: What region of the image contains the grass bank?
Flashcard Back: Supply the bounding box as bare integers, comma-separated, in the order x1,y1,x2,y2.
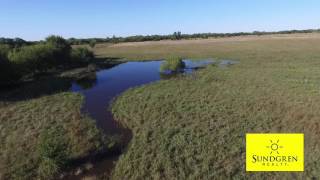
0,92,106,179
110,34,320,179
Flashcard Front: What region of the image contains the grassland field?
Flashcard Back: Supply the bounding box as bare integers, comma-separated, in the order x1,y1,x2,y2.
2,33,320,179
103,33,320,179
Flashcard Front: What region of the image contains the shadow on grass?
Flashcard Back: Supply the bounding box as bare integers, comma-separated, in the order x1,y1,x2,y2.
0,76,74,102
0,59,123,102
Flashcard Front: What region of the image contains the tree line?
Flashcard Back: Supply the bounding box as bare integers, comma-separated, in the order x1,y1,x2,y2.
2,29,319,47
0,36,94,86
67,29,320,45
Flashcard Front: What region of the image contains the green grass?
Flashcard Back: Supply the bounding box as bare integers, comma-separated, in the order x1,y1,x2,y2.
2,35,320,179
0,93,105,179
108,35,320,179
160,57,185,72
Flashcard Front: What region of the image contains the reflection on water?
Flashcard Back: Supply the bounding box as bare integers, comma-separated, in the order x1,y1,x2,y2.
73,73,97,90
183,59,216,69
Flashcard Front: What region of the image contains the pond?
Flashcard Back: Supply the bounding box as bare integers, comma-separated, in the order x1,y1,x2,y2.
70,59,235,135
65,59,237,178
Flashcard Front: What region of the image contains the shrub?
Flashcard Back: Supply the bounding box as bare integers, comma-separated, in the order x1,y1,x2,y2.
0,57,15,83
46,35,71,60
37,126,70,179
38,158,60,179
160,57,185,73
71,47,94,63
0,44,11,67
0,44,20,85
1,36,96,84
0,44,11,58
89,39,96,48
8,44,57,74
7,36,87,75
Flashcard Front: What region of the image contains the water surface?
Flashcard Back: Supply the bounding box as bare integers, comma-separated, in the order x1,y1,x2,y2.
67,59,236,178
70,59,226,134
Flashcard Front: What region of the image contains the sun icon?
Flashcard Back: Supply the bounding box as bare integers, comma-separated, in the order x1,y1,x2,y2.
266,140,283,155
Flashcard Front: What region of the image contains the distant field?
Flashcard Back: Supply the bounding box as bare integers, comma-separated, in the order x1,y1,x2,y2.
94,32,320,60
109,33,320,179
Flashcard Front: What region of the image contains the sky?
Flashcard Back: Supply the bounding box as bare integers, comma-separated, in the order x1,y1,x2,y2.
0,0,320,41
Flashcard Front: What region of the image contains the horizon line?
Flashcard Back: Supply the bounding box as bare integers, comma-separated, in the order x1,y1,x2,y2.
1,28,320,42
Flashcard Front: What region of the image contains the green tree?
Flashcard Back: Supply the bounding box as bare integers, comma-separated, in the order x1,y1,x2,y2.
0,44,20,85
8,44,56,73
45,35,71,63
71,47,94,62
173,31,182,40
89,39,96,48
